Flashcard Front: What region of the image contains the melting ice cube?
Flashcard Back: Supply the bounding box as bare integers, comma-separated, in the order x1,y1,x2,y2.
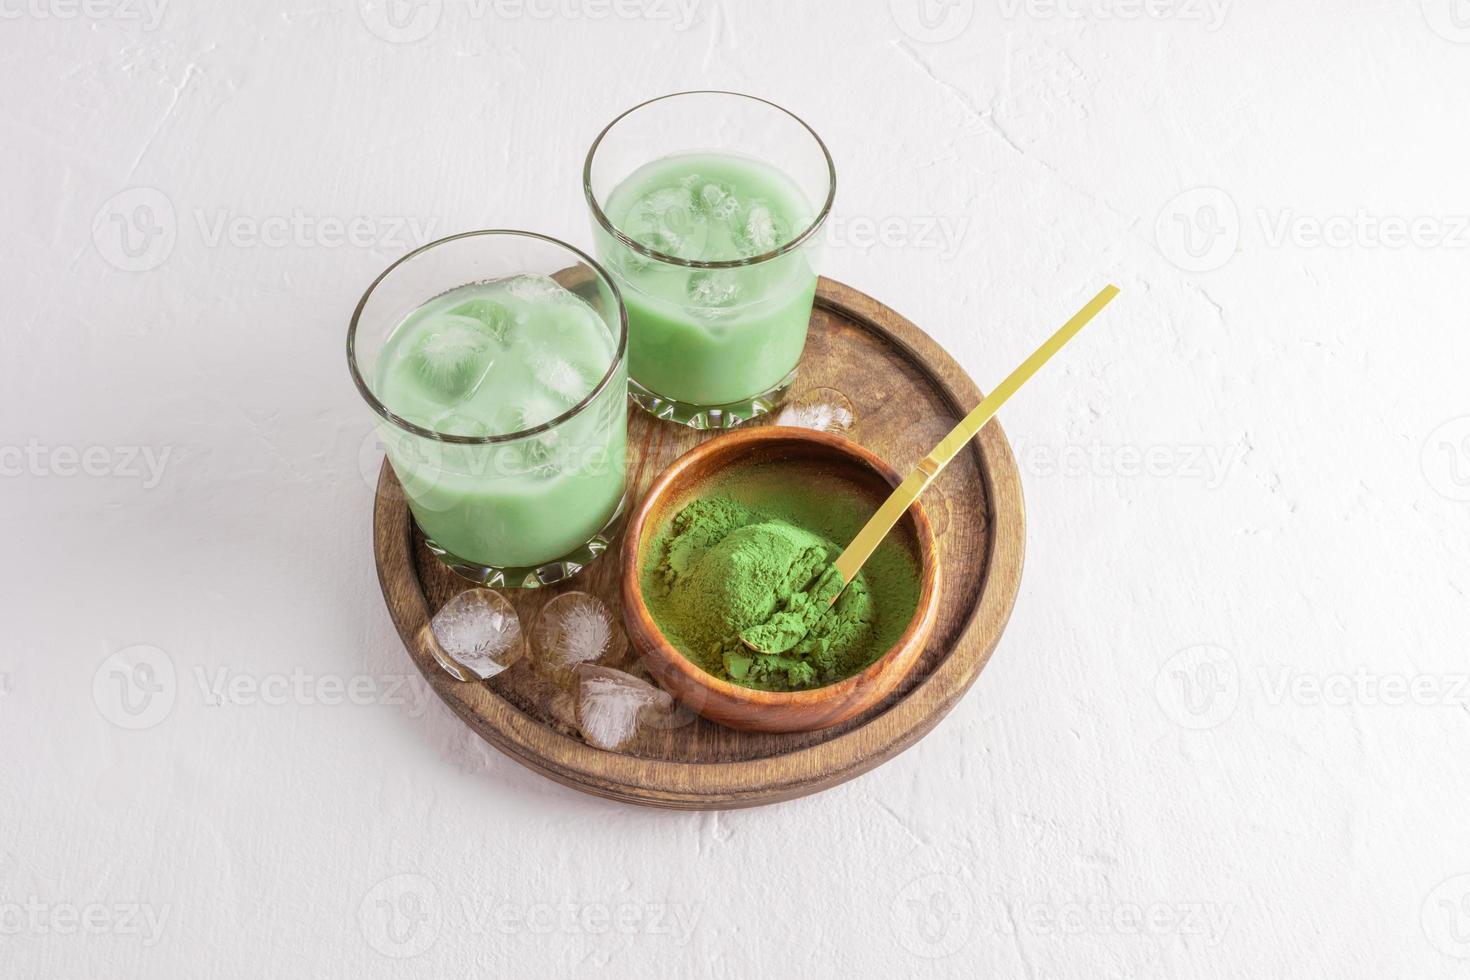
507,391,566,432
429,589,524,680
495,394,568,478
575,664,673,751
687,270,743,314
624,214,684,257
410,315,497,400
447,298,510,345
740,202,787,254
504,273,566,303
518,433,563,479
533,353,592,403
645,186,697,226
697,182,739,220
531,591,626,685
775,388,856,434
429,409,493,438
623,182,713,260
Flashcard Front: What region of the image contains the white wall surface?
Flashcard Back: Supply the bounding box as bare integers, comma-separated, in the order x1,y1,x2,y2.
4,1,1470,976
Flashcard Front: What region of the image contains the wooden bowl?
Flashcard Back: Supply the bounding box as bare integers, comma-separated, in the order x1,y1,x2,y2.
620,426,942,733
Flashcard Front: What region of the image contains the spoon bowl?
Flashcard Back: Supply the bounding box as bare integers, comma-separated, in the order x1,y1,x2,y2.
620,426,942,733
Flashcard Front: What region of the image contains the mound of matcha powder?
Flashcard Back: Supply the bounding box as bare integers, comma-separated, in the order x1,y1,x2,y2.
644,492,919,692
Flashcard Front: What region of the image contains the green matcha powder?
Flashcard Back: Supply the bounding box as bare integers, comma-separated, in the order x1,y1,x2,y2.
642,472,922,692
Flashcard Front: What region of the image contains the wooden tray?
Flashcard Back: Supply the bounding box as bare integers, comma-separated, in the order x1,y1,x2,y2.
372,277,1025,809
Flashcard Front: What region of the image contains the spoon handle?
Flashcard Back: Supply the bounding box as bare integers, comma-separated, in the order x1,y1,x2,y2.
832,284,1121,585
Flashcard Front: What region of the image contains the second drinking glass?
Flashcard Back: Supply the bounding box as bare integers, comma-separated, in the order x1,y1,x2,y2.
584,91,836,429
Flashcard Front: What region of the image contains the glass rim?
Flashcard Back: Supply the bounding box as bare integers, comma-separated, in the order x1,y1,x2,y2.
346,229,630,446
582,90,837,271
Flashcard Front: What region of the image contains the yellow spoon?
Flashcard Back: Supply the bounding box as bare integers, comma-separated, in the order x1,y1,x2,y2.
740,284,1121,655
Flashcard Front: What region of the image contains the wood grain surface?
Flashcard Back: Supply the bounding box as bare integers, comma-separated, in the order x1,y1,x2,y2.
372,277,1026,809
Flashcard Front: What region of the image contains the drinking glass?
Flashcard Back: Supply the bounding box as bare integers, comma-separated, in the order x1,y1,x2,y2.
348,230,628,588
584,91,835,429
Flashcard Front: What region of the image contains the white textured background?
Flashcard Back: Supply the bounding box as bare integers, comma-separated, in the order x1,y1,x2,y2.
5,0,1470,976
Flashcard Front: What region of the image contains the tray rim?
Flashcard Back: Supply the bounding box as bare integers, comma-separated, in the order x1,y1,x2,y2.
372,276,1026,809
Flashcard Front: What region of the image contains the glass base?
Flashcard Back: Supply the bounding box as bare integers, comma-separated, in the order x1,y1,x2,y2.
422,493,627,589
628,368,797,430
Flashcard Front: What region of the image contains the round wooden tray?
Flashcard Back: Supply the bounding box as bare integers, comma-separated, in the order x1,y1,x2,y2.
372,277,1025,809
